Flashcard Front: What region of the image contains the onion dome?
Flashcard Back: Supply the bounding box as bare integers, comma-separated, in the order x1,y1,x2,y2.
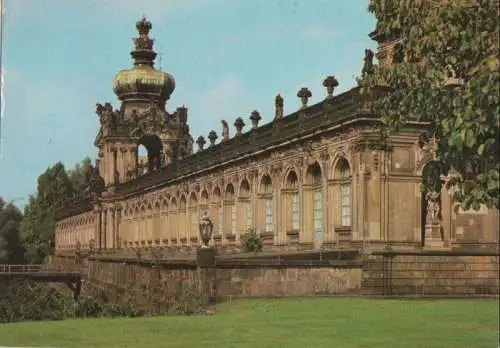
112,17,175,104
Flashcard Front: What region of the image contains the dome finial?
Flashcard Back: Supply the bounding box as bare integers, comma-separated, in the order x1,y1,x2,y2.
136,16,152,36
112,18,175,105
131,16,156,66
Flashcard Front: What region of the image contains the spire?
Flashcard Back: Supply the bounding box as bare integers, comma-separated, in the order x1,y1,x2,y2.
131,16,157,67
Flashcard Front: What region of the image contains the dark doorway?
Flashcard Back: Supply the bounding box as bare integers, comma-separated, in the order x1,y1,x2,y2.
137,134,163,172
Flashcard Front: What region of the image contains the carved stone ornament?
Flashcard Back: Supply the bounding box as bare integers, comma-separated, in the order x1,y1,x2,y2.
322,76,339,99
208,130,218,146
297,87,312,108
249,110,261,129
196,136,206,151
199,212,214,248
234,117,245,135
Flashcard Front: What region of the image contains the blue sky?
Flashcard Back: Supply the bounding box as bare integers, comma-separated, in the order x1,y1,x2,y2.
0,0,376,208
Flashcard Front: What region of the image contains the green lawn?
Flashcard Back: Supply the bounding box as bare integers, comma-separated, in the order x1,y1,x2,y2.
0,298,498,348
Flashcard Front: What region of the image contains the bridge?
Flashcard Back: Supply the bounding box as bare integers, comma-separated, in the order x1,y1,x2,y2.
0,264,83,300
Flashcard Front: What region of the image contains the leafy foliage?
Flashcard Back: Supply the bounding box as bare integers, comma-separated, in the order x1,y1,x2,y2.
20,162,75,263
240,229,262,253
0,198,24,263
0,280,73,322
67,157,93,195
0,280,204,323
361,0,499,210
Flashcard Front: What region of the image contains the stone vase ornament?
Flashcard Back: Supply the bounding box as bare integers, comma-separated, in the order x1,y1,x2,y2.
199,213,214,248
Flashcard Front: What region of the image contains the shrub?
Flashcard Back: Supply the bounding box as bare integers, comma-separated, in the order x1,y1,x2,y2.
0,278,206,322
0,280,73,323
166,284,203,316
240,229,262,253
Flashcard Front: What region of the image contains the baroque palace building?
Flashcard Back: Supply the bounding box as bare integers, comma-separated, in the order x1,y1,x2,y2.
54,17,499,254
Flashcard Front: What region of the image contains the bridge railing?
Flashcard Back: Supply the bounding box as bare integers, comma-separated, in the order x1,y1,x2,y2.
0,264,80,274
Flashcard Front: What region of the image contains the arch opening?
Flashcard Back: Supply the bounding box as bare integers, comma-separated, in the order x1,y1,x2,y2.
137,134,163,173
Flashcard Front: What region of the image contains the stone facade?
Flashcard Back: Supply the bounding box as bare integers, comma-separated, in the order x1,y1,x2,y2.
54,17,499,255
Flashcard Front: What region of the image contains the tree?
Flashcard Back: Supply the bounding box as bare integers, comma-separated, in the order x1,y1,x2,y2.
67,157,92,195
362,0,499,210
20,162,74,263
0,197,24,263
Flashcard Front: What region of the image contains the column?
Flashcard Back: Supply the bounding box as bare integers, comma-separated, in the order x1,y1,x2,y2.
321,160,329,243
120,146,127,182
110,207,116,249
115,207,121,249
357,158,367,239
101,209,107,249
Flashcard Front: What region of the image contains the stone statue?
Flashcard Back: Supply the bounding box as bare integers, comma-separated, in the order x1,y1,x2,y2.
275,94,284,108
96,102,118,129
221,120,229,141
362,49,375,77
88,164,105,194
426,191,441,223
198,212,213,248
275,94,284,120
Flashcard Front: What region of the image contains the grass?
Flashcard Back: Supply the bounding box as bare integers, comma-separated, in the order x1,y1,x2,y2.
0,298,498,348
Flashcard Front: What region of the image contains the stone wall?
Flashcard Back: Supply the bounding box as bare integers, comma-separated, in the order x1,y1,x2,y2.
216,266,362,298
52,249,499,303
362,250,500,297
52,251,363,301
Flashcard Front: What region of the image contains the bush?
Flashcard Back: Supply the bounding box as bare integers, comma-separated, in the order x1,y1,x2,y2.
0,280,206,323
0,280,73,323
166,284,203,316
240,229,262,253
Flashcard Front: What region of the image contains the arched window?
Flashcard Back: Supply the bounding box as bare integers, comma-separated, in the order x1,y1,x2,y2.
239,179,253,232
179,195,187,244
200,190,209,212
224,184,236,235
259,175,274,233
169,197,178,244
140,206,147,246
160,199,169,245
153,202,161,244
189,192,198,243
211,187,223,235
306,162,323,249
285,171,300,231
337,158,352,227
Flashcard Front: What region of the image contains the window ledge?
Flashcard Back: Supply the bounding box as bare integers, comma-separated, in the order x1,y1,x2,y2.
224,233,236,241
335,226,352,233
286,229,300,237
259,232,274,239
